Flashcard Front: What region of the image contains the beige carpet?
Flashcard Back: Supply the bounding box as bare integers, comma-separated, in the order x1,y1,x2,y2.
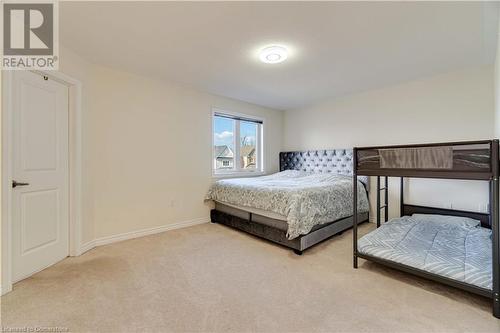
1,222,499,333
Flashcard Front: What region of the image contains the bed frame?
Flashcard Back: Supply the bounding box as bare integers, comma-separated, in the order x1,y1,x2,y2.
210,149,369,255
352,140,499,318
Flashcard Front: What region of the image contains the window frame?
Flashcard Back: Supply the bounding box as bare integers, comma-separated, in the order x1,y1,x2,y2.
212,108,265,178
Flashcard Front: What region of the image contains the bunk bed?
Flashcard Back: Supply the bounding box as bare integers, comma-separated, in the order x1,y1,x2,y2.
352,140,500,319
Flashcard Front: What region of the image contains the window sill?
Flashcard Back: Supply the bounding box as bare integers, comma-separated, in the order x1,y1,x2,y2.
212,171,266,179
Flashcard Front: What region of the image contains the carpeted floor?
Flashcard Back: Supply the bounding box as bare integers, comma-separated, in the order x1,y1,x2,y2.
1,222,499,332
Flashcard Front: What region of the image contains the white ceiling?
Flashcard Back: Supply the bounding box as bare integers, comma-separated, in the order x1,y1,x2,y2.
60,1,499,110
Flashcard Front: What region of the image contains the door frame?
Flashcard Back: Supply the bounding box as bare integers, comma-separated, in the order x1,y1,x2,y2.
1,70,83,295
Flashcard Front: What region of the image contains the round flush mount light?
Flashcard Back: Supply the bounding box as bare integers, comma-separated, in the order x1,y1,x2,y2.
259,45,288,64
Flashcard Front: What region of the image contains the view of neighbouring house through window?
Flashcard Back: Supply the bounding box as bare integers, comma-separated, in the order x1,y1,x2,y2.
240,121,257,170
213,111,262,174
213,116,235,170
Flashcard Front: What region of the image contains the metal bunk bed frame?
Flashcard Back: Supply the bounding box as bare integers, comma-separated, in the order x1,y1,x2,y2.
352,139,500,318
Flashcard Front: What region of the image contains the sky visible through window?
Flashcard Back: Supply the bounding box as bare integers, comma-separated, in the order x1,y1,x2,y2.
214,117,256,148
240,121,257,146
214,117,234,149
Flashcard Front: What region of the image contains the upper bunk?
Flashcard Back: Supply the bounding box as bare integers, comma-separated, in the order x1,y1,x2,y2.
354,140,499,180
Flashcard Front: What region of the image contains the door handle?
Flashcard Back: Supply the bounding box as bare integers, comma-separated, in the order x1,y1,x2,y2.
12,180,30,188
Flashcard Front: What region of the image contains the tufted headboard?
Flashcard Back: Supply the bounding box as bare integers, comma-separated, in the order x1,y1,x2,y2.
279,149,369,188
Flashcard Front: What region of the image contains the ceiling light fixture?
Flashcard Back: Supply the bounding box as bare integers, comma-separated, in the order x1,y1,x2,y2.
259,45,288,64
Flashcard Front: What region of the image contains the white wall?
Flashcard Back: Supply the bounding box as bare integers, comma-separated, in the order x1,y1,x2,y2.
53,49,499,241
495,18,500,138
59,46,283,242
283,66,495,219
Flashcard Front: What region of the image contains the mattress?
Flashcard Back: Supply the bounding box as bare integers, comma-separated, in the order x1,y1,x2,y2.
206,170,370,239
357,214,492,290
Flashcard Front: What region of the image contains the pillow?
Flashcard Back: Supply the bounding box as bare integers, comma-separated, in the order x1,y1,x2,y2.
411,213,481,228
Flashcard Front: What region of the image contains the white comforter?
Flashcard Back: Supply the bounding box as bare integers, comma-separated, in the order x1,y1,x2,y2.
206,170,369,239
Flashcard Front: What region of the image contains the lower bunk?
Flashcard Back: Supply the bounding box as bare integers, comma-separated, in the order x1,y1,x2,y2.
357,212,493,297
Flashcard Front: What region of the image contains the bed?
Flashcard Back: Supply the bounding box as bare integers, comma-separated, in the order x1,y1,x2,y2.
352,140,500,318
207,149,370,254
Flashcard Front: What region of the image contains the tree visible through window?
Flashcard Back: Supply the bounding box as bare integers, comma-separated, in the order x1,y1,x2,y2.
213,111,263,174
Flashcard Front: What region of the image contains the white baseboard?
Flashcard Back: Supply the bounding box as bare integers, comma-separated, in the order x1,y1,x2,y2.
78,217,210,255
1,283,12,296
78,240,97,255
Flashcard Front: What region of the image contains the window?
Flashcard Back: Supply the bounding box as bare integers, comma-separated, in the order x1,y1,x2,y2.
213,110,263,175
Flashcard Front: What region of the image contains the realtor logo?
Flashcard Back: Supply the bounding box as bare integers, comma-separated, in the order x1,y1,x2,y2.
2,1,59,70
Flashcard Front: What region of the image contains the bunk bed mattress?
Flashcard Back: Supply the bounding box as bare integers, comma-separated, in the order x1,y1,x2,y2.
357,214,492,290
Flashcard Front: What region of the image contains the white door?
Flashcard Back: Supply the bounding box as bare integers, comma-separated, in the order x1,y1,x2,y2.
11,71,69,282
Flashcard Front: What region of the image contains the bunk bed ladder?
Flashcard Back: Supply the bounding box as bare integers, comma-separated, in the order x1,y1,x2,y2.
376,176,389,227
